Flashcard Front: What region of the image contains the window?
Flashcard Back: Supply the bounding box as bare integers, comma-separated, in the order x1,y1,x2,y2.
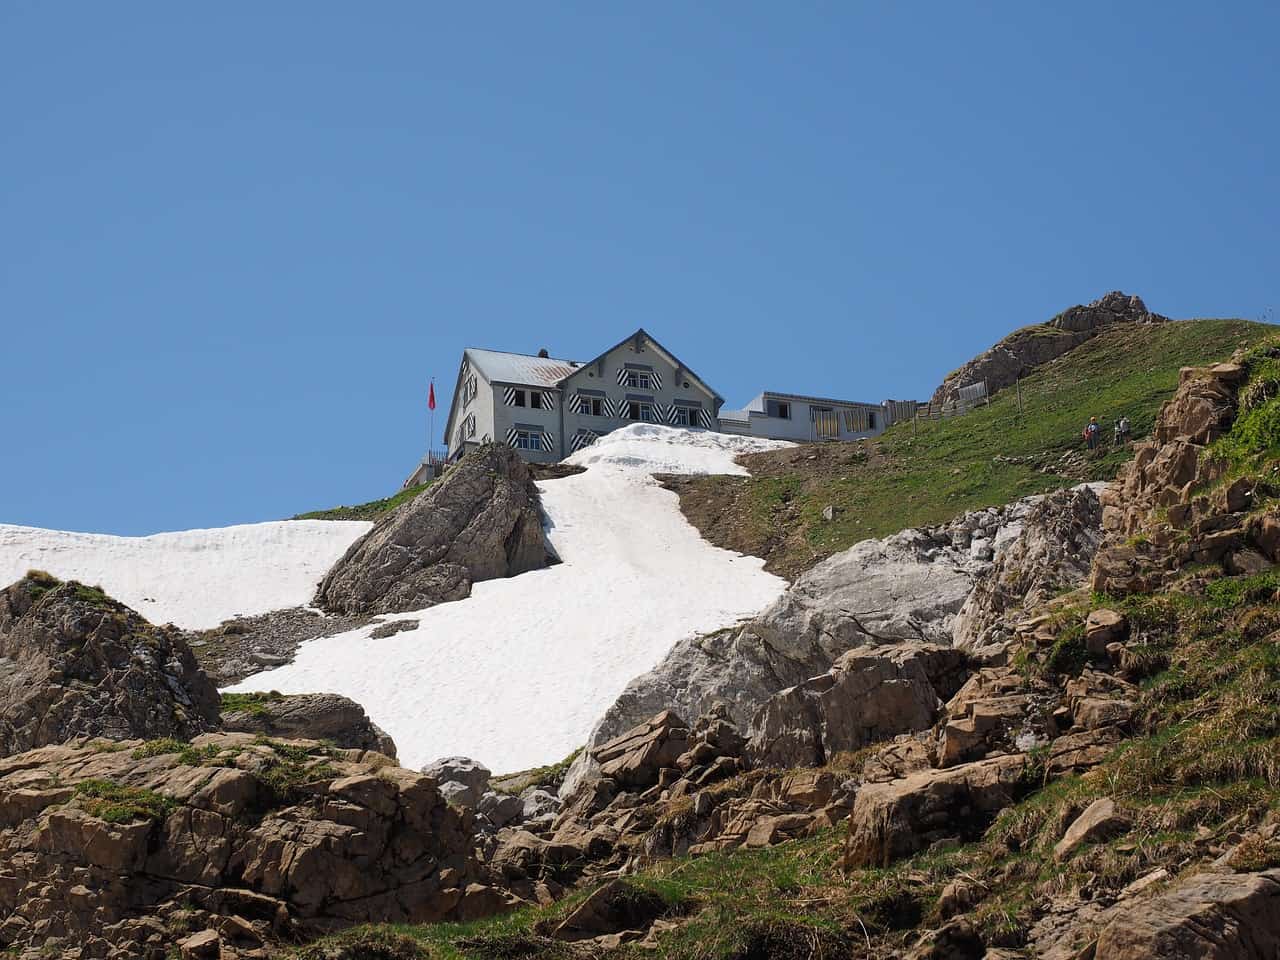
766,399,790,419
578,394,604,417
530,391,544,410
673,406,701,427
868,411,877,430
512,390,526,407
512,429,541,450
627,401,656,422
624,370,654,390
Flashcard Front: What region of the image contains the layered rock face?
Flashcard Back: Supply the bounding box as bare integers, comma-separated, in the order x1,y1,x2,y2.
0,733,494,958
0,573,221,758
1090,360,1266,594
221,692,397,759
932,291,1167,406
316,443,548,615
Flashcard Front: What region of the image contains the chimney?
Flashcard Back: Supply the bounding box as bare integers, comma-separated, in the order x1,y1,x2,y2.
537,348,550,358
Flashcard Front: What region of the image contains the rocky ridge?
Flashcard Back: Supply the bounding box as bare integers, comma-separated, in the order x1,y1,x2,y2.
932,291,1168,406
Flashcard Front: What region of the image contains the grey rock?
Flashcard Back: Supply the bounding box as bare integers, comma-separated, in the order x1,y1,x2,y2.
521,788,562,821
316,443,549,615
423,755,492,808
478,791,525,829
221,691,398,759
0,573,221,758
953,484,1105,655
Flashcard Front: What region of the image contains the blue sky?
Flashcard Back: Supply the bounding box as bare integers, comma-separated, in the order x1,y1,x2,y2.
3,2,1277,535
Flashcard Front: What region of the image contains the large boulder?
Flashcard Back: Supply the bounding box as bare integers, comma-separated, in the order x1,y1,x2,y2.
316,443,548,615
221,691,397,759
843,753,1028,868
1093,869,1280,959
0,573,221,758
0,733,495,958
932,292,1167,406
745,643,967,768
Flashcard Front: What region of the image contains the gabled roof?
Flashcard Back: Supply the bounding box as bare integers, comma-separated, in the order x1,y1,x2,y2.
465,348,582,387
571,328,725,404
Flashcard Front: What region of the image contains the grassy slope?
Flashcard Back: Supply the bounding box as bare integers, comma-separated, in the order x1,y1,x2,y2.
671,319,1271,579
298,332,1280,960
292,483,432,522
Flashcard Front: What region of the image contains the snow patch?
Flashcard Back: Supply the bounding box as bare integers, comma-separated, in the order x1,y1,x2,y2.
0,520,370,630
230,425,793,772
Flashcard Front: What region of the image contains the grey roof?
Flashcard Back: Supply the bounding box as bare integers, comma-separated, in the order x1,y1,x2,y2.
465,348,582,387
743,389,883,411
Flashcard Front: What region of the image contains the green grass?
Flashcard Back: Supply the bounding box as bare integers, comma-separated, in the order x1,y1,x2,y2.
681,320,1274,577
74,778,177,824
131,738,224,766
293,483,433,521
220,690,286,717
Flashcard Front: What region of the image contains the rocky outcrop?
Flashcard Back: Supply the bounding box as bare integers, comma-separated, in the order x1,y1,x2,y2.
0,733,502,959
567,491,1079,795
745,643,967,768
221,692,397,759
1091,360,1259,595
952,484,1104,656
566,502,1037,794
932,292,1167,406
0,573,221,759
421,756,492,808
316,443,548,615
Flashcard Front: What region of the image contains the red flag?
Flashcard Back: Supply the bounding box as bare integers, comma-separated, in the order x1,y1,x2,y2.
428,381,436,411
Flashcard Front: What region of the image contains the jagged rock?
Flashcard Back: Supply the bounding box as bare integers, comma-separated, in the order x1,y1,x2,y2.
590,711,688,790
905,918,985,959
221,692,397,759
422,756,492,809
316,443,548,615
547,879,666,942
0,733,485,958
937,667,1048,768
843,754,1028,868
521,788,561,822
0,573,220,759
477,791,524,830
1053,797,1131,861
1093,869,1280,958
932,292,1167,406
954,485,1104,655
745,643,966,768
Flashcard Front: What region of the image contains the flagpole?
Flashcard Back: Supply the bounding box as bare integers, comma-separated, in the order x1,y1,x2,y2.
429,378,435,466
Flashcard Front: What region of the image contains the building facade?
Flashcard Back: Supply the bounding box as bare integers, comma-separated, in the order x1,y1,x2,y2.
718,391,916,443
440,329,724,464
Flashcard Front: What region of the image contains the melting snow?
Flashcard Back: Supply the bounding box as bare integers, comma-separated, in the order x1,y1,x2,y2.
0,520,370,630
229,425,792,772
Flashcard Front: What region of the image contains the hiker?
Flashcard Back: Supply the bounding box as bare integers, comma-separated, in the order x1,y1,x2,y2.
1119,414,1131,443
1083,416,1101,451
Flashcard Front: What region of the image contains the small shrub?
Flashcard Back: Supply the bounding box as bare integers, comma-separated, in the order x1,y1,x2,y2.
220,691,285,717
75,778,176,824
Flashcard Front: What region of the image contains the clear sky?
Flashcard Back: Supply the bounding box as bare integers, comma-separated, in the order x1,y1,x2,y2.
3,2,1277,535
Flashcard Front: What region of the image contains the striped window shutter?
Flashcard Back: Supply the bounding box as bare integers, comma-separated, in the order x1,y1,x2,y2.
650,368,663,390
541,391,555,410
571,430,599,452
504,427,518,445
604,397,619,418
697,409,713,429
656,404,673,423
541,431,555,452
615,367,628,385
502,386,517,406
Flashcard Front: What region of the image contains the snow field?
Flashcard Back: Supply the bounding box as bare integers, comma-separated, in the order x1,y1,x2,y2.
0,520,370,630
230,425,792,772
